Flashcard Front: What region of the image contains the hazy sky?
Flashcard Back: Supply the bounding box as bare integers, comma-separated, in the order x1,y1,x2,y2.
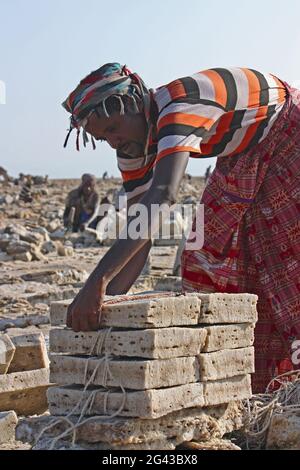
1,0,300,178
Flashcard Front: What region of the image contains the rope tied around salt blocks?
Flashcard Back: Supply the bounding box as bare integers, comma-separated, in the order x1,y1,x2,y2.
36,326,127,449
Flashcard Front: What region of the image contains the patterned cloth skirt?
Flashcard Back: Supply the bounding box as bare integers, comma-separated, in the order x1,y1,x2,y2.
181,84,300,393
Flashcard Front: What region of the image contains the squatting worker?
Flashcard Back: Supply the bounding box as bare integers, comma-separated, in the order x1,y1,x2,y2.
63,173,100,232
62,63,300,392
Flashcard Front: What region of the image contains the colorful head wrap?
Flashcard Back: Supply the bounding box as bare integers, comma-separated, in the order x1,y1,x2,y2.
62,62,150,151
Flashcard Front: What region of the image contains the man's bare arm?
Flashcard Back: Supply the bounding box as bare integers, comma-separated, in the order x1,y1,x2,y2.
106,192,151,295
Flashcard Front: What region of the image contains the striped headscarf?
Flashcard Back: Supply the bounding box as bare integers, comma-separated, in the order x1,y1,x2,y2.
62,63,150,151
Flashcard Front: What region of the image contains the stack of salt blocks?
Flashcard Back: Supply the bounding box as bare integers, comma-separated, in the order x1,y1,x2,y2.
47,292,257,450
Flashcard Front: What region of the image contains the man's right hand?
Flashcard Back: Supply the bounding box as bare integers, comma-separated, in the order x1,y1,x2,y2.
66,273,107,331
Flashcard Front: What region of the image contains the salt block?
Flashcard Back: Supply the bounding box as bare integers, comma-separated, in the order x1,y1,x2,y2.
266,412,300,450
0,334,16,374
0,411,18,444
49,300,72,326
50,295,201,329
48,382,204,419
203,324,254,352
8,333,49,373
17,401,243,446
49,327,207,359
198,347,255,382
14,251,32,262
50,355,199,390
195,293,258,324
204,375,252,406
0,368,50,416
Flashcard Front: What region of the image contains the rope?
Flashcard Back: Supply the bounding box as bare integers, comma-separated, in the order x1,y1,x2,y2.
36,327,127,450
242,369,300,449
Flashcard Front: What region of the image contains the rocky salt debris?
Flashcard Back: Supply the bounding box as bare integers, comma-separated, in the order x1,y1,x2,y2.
180,439,241,451
0,331,51,416
0,222,79,262
0,334,16,374
41,240,57,254
0,223,50,262
0,411,18,445
0,314,50,332
47,219,62,234
7,332,50,373
0,281,80,333
0,195,15,205
266,411,300,450
14,252,33,262
0,281,79,308
153,275,182,292
48,229,66,241
56,242,74,257
17,401,244,450
21,268,88,285
0,368,50,415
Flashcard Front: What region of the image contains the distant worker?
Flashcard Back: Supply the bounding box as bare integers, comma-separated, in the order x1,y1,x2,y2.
102,171,108,180
19,177,33,203
63,173,100,232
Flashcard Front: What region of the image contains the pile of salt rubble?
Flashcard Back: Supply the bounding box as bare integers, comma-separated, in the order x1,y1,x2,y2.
16,292,258,450
0,331,50,445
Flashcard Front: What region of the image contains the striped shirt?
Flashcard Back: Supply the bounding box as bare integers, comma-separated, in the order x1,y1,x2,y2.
117,67,287,200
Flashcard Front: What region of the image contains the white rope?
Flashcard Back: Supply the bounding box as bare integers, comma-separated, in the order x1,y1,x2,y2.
48,357,127,449
36,327,127,450
242,369,300,449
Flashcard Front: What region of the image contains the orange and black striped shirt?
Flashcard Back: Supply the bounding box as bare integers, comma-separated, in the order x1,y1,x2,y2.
117,67,287,200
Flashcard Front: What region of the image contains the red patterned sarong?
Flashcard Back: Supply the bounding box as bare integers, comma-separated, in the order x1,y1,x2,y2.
182,85,300,393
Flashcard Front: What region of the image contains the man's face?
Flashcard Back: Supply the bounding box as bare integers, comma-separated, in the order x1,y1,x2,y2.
81,179,95,196
84,111,148,158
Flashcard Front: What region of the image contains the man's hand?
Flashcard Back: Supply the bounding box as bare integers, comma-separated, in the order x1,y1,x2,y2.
66,274,107,331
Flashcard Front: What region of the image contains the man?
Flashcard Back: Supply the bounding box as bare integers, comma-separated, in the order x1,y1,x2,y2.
62,63,300,392
19,175,33,203
63,174,100,232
